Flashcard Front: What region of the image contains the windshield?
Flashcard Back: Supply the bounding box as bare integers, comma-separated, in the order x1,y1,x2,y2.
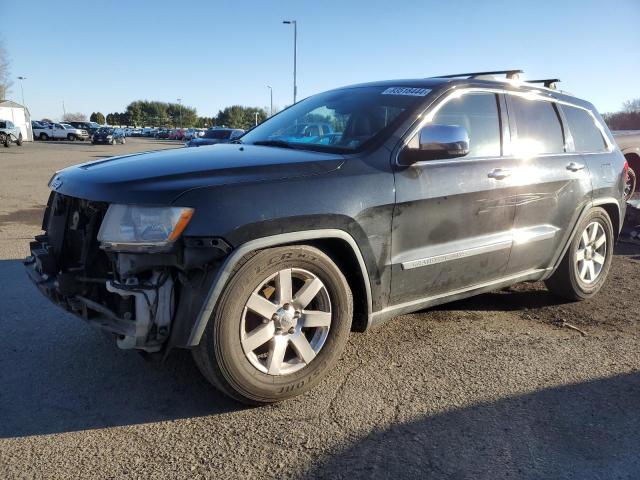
204,129,233,139
240,86,429,152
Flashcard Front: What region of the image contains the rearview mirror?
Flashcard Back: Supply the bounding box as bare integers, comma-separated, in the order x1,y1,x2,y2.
400,124,470,165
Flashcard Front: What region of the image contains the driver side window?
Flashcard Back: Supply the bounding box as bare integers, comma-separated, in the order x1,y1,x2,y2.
430,92,502,158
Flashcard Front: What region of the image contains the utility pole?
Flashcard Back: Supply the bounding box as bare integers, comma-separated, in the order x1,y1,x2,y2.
17,76,26,106
177,98,183,127
267,85,273,116
282,20,297,104
62,100,66,118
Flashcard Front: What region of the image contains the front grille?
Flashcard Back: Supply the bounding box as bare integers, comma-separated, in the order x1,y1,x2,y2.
43,192,110,278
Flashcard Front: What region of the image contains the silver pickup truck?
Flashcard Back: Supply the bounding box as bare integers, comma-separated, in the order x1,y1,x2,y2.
0,119,23,147
613,130,640,200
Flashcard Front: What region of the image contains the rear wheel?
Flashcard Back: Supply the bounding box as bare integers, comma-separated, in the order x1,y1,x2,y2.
16,134,23,146
624,167,636,201
193,245,353,404
545,207,614,300
39,133,48,141
1,133,9,147
67,134,76,141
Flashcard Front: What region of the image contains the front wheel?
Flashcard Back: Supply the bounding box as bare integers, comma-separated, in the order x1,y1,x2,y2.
67,134,76,141
39,133,48,141
545,207,614,300
193,245,353,404
1,133,9,147
16,134,23,146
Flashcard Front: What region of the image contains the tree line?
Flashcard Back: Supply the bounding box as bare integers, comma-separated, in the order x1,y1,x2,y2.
603,98,640,131
89,101,269,130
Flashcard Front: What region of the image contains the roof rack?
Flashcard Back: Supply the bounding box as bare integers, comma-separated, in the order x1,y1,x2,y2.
525,78,560,89
434,69,523,80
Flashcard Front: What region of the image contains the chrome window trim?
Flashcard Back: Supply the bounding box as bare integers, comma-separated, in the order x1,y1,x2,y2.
395,86,614,167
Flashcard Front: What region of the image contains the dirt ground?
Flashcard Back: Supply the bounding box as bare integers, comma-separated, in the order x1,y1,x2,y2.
1,139,639,479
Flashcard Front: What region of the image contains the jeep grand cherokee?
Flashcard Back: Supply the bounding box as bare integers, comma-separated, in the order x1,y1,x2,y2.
25,70,627,404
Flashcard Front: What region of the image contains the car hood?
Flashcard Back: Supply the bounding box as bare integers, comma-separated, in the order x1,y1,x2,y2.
51,144,346,205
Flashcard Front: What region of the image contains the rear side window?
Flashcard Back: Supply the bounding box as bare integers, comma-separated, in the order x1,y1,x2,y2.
510,97,565,155
432,92,501,157
562,105,607,153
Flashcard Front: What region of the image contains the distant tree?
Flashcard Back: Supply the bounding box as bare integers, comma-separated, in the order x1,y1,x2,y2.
603,98,640,131
41,118,52,123
623,98,640,113
62,112,87,122
216,105,268,129
90,112,105,124
0,36,11,100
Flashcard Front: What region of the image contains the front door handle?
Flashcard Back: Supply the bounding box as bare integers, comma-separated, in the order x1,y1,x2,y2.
488,168,511,180
566,162,585,172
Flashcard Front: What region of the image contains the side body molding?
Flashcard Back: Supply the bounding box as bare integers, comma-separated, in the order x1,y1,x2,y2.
187,229,373,346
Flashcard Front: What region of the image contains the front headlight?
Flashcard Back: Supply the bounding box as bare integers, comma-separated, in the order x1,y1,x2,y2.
97,205,194,251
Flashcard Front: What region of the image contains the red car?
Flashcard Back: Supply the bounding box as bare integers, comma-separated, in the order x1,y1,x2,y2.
169,128,186,140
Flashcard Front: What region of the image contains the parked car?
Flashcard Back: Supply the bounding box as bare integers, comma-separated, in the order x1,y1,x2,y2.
0,119,23,147
169,128,186,140
33,123,89,141
183,128,202,140
25,71,627,405
68,121,101,137
613,130,640,200
131,128,143,137
155,128,171,139
185,128,244,147
91,127,126,145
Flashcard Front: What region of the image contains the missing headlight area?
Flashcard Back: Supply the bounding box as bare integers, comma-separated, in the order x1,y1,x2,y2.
24,192,228,353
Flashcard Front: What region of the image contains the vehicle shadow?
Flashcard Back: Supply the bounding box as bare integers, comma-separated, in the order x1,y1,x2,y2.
0,259,244,439
304,372,640,479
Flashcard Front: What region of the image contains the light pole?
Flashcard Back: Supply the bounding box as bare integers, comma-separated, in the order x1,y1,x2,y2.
177,98,182,127
267,85,273,116
17,76,26,106
282,20,297,104
255,111,259,126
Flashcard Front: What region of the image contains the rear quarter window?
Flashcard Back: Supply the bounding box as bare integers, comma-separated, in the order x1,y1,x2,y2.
510,96,565,155
562,105,607,153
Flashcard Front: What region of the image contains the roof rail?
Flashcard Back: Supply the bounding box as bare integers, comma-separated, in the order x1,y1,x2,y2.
434,69,523,80
525,78,561,89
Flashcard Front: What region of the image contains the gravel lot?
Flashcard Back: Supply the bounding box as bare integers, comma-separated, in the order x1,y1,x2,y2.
1,139,639,479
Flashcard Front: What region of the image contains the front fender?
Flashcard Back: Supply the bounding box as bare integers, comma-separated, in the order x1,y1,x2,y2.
185,229,373,346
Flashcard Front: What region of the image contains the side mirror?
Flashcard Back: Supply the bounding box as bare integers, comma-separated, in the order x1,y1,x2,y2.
400,124,470,165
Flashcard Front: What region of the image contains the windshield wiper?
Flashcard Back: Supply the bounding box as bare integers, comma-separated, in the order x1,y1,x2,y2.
252,140,294,149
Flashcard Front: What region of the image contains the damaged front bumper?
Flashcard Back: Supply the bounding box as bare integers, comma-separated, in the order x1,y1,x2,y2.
24,192,231,354
24,238,175,352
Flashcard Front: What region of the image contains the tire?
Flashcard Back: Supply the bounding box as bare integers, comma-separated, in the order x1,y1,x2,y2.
121,137,126,144
545,207,614,300
193,245,353,405
39,133,48,141
16,134,23,146
2,133,9,147
111,138,116,145
624,167,636,201
67,134,76,141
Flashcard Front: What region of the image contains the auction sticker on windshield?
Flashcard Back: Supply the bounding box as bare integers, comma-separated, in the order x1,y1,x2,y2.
381,87,429,96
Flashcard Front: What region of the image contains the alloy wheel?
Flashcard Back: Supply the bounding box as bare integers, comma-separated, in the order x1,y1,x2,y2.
240,268,332,375
575,221,607,284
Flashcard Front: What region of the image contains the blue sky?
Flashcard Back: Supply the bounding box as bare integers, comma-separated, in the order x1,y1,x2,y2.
3,0,639,120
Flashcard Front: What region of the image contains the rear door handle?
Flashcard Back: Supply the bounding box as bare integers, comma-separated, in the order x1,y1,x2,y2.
566,162,585,172
488,168,511,179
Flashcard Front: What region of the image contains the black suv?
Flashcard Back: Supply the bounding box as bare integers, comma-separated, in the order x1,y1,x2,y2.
25,71,626,404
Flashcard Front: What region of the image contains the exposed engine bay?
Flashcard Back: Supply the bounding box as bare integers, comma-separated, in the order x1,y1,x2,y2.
24,192,230,353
